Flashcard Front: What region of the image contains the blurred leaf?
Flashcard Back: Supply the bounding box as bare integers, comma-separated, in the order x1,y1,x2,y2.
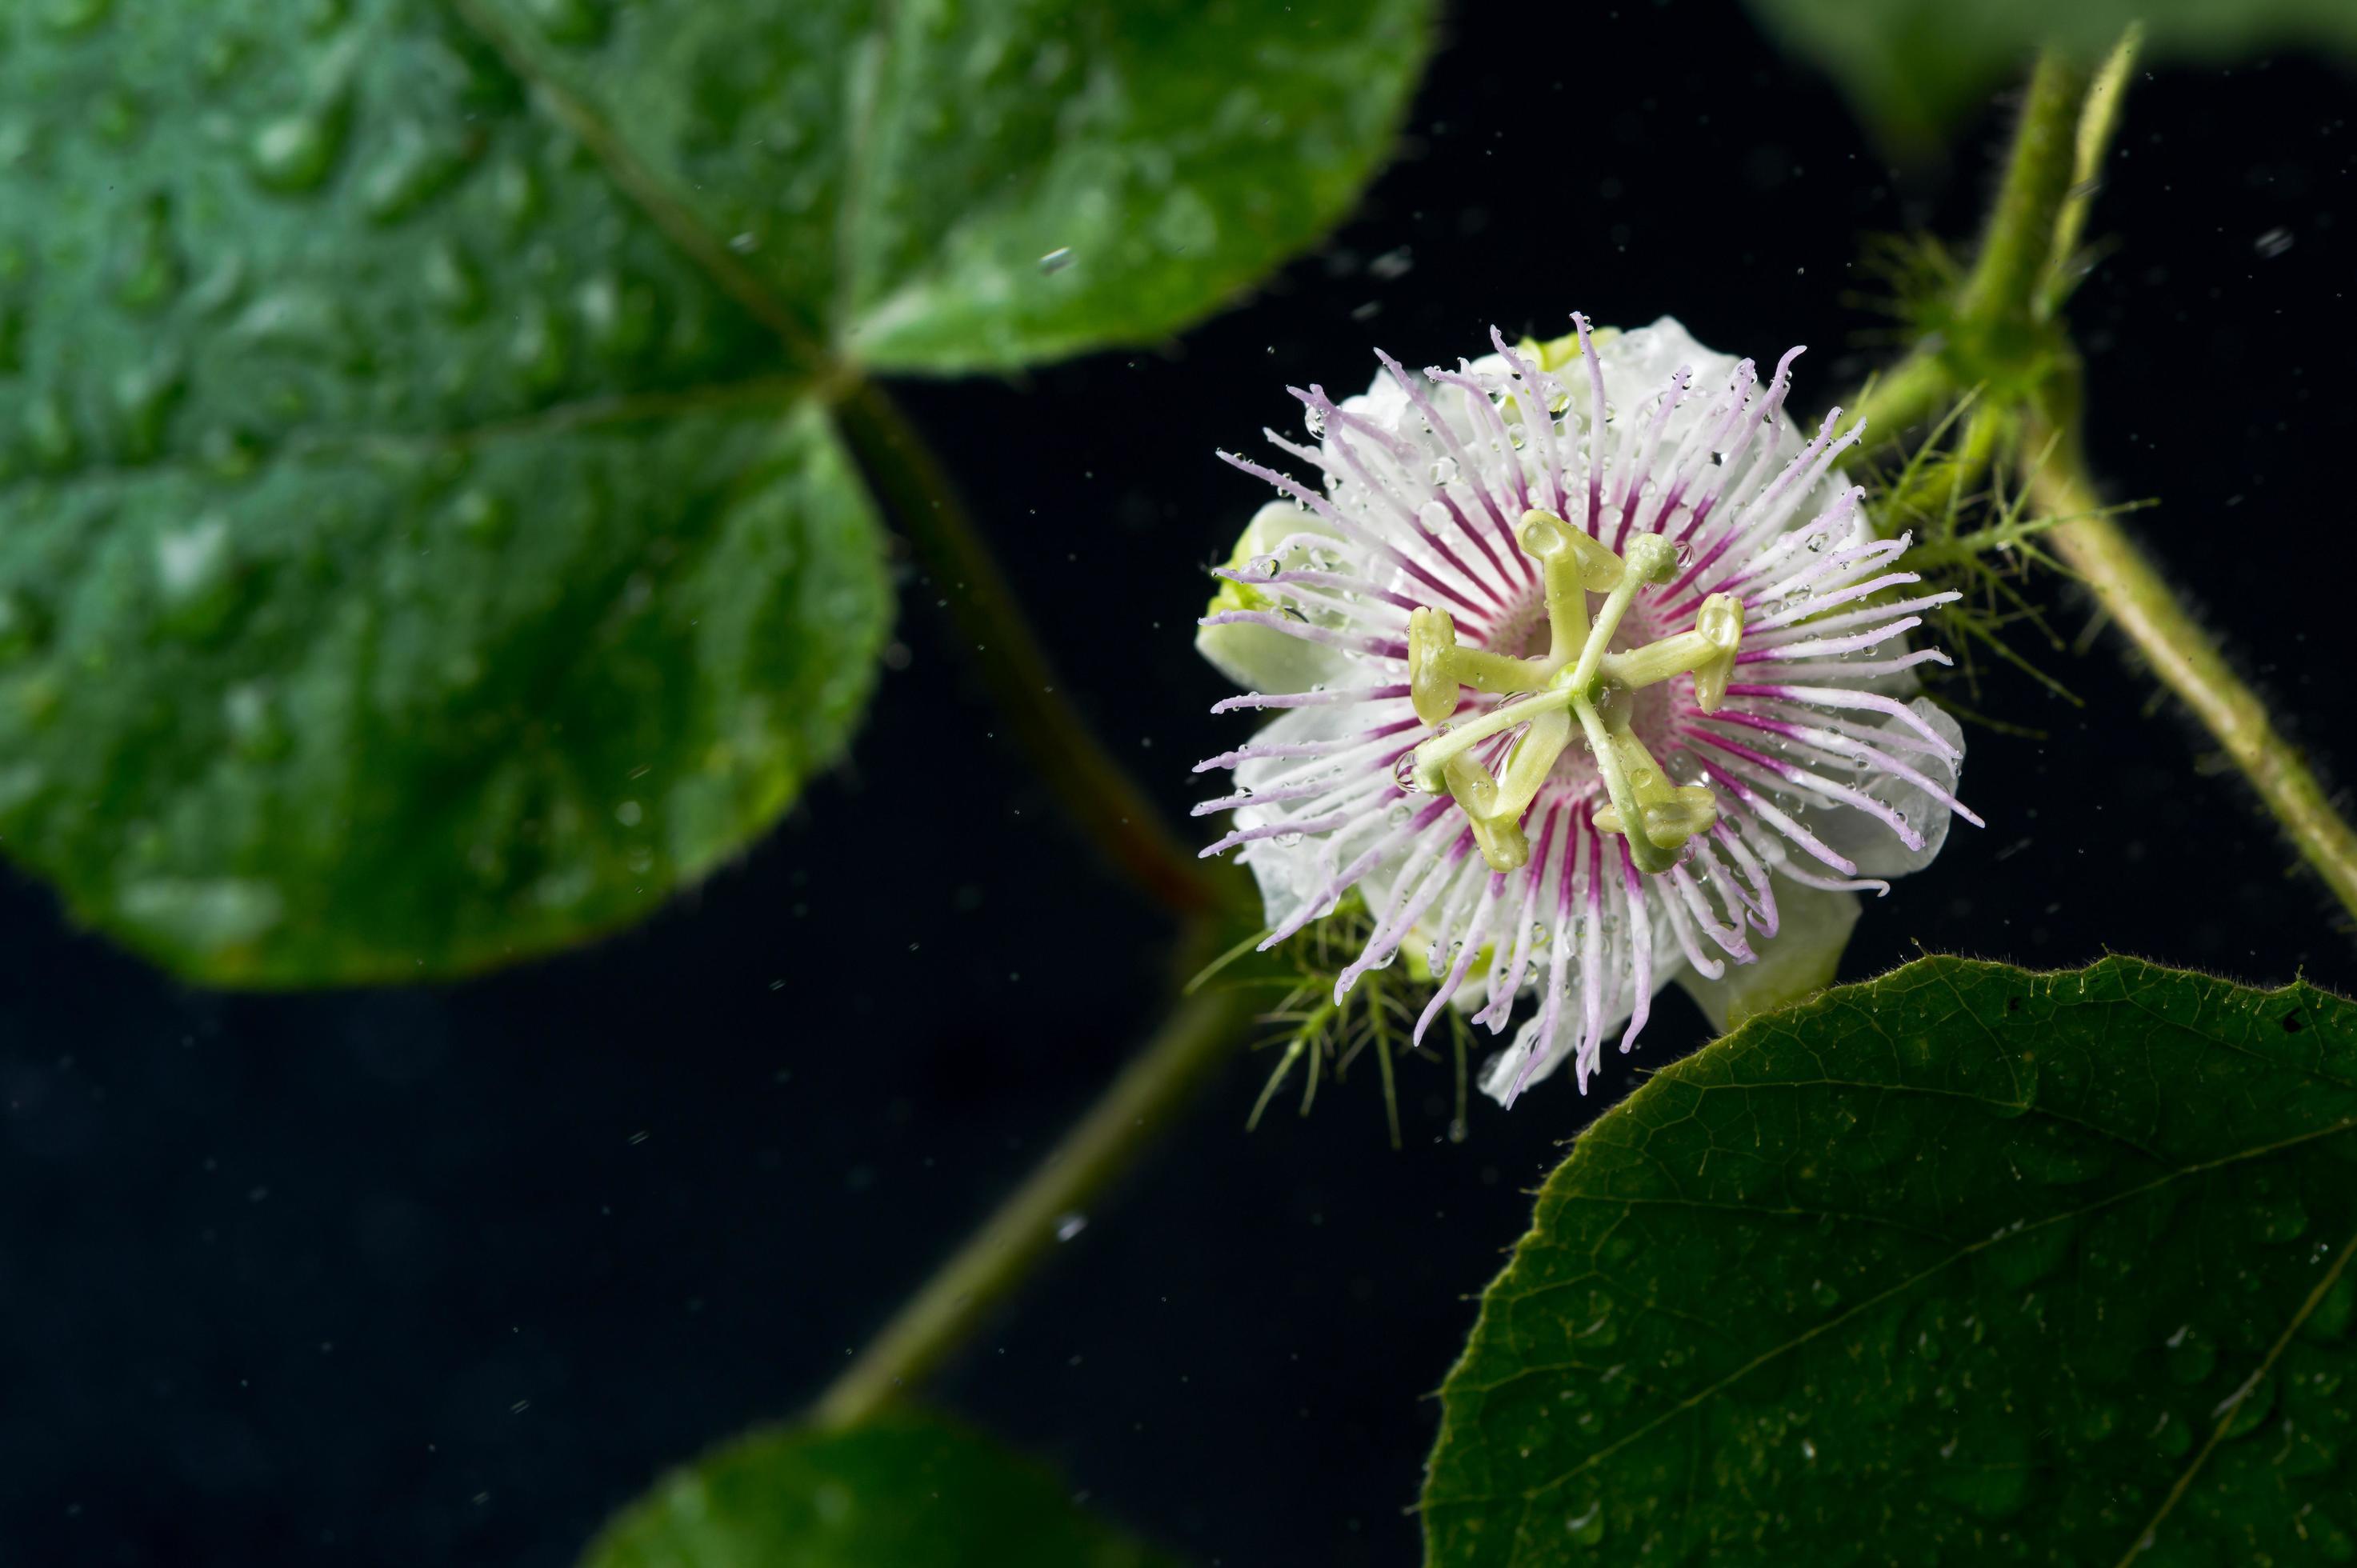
1423,954,2357,1566
461,0,1435,373
0,0,1431,982
1747,0,2357,147
582,1413,1178,1568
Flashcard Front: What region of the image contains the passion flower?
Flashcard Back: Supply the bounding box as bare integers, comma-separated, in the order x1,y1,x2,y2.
1195,317,1978,1101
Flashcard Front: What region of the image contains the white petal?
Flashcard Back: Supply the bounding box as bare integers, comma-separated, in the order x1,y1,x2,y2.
1237,831,1343,938
1195,502,1357,693
1675,879,1860,1032
1808,698,1966,878
1597,316,1742,401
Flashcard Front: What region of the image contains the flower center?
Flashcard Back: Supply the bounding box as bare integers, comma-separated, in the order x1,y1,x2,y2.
1403,509,1745,875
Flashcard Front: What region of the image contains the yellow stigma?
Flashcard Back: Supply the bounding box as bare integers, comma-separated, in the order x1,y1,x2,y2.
1403,510,1743,874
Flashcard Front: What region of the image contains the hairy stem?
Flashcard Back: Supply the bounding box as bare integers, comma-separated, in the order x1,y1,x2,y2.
1842,348,1955,446
2044,26,2142,318
1843,50,2092,453
833,378,1221,918
811,974,1259,1428
1838,33,2357,924
2026,430,2357,926
1953,52,2091,335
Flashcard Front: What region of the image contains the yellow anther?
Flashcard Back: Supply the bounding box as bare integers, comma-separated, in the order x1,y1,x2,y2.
1407,606,1461,726
1647,786,1720,840
1468,814,1531,872
1593,786,1719,842
1439,707,1574,872
1691,593,1743,713
1519,509,1624,592
1621,532,1678,585
1441,754,1519,870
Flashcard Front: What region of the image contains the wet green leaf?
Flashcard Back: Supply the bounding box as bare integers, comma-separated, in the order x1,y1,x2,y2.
1747,0,2357,148
0,0,1429,982
582,1413,1178,1568
1423,954,2357,1566
462,0,1434,373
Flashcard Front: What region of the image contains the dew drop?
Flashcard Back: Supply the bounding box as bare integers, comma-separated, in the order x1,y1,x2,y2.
154,513,254,643
575,270,659,363
422,240,486,321
249,102,350,194
491,158,545,234
222,682,291,763
508,297,568,393
2164,1323,2215,1386
449,488,513,545
112,354,186,462
1428,456,1458,487
1303,405,1327,439
360,125,477,224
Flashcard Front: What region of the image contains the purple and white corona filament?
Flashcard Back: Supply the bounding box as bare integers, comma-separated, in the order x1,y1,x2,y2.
1194,317,1980,1102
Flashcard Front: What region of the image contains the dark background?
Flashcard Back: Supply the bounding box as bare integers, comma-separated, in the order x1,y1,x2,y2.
5,2,2353,1564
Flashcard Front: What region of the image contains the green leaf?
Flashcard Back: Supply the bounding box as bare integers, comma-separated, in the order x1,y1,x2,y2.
582,1413,1178,1568
0,0,1431,982
1423,954,2357,1566
1746,0,2357,147
459,0,1435,374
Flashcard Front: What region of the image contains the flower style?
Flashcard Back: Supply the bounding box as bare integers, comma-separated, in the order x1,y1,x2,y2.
1194,316,1979,1102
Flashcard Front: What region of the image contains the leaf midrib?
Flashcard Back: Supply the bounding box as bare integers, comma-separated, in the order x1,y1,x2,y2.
2113,1217,2357,1568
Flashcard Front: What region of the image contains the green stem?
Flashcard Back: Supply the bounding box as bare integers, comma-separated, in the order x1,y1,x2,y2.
2026,427,2357,927
2043,26,2142,318
810,974,1259,1429
1953,52,2091,334
1841,348,1955,447
832,378,1222,919
1844,50,2092,451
